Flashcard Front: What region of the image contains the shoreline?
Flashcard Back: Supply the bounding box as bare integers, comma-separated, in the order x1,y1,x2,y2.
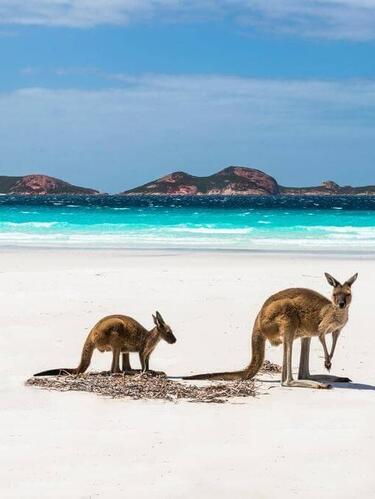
1,245,375,259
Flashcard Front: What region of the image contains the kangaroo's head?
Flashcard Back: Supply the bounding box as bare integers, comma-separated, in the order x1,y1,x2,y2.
152,311,176,344
325,273,358,310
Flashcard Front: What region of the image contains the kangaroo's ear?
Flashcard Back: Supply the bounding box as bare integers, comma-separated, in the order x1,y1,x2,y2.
156,311,165,325
345,273,358,287
152,314,158,326
325,273,341,288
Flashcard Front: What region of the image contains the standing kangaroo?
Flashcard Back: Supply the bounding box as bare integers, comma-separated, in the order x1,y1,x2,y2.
185,273,357,389
34,311,176,376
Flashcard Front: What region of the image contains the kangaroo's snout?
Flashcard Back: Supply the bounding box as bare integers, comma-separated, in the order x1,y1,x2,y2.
169,336,177,344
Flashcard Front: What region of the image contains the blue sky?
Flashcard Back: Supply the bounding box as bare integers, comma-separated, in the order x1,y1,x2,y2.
0,1,374,192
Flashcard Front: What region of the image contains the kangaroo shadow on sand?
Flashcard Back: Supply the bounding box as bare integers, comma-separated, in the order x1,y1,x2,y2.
331,382,375,391
245,378,375,391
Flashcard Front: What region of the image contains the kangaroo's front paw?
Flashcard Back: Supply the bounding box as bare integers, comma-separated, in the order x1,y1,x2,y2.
324,360,332,371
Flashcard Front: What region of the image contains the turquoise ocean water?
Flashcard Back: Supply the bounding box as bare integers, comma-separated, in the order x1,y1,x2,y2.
0,195,375,252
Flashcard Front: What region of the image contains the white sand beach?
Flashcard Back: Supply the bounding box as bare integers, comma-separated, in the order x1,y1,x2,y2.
1,249,374,498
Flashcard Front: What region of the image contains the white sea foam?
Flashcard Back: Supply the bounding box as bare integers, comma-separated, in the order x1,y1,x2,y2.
295,225,375,238
170,227,254,234
1,222,59,229
0,229,374,252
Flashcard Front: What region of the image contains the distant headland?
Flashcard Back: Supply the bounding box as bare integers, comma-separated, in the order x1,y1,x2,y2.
0,174,99,195
1,167,374,196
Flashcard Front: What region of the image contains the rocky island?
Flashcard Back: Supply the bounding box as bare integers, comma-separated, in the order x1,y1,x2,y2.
0,174,99,195
122,166,375,196
123,167,279,196
281,180,375,196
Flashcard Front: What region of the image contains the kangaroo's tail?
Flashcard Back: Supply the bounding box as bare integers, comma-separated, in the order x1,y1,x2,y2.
34,336,95,377
183,369,249,381
183,324,266,381
34,367,77,376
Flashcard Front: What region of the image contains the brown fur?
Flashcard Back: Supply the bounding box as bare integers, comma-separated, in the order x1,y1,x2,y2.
34,311,176,376
184,273,357,389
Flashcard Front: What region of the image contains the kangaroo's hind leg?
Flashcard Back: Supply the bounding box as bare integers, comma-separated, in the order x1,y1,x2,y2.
122,353,131,371
298,337,311,379
281,325,330,389
298,337,351,383
111,348,122,374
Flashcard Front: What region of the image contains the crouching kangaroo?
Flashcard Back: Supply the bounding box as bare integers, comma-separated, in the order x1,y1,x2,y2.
34,311,176,376
184,273,357,389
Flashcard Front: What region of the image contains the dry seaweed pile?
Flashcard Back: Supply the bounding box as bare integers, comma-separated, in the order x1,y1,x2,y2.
26,373,256,404
26,361,281,404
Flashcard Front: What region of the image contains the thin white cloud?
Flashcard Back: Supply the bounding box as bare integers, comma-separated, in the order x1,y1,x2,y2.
238,0,375,40
0,1,183,28
0,1,375,39
0,75,374,191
